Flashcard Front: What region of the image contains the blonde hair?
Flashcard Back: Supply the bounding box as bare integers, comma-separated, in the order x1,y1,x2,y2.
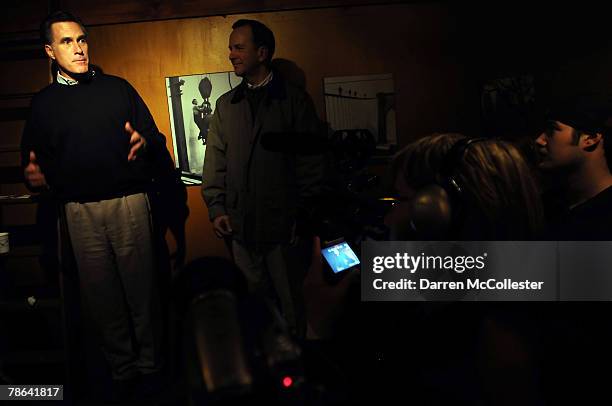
393,133,543,239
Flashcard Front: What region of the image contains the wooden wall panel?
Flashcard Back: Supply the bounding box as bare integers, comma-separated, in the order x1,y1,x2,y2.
0,0,410,35
0,121,25,168
0,59,50,95
0,0,50,34
86,3,476,261
62,0,410,26
90,16,242,261
0,121,25,150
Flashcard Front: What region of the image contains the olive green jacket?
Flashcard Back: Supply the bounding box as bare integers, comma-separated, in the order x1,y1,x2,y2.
202,74,325,246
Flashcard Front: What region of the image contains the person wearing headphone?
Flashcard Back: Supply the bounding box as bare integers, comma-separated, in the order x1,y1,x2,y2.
387,132,543,240
384,133,545,404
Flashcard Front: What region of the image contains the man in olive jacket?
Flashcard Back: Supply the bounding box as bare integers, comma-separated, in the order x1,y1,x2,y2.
202,19,325,334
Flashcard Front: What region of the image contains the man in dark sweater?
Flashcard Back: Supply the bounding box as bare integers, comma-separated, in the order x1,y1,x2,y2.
535,93,612,239
21,11,167,396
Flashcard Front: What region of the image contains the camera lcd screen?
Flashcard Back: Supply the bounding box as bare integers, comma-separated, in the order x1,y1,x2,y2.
321,242,360,274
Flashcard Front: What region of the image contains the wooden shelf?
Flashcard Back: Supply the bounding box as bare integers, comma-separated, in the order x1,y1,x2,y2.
0,145,20,153
4,244,44,257
0,107,29,122
0,297,61,312
0,166,24,184
0,195,36,205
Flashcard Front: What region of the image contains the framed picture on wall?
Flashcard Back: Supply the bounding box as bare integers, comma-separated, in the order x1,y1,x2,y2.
323,73,397,158
165,71,242,185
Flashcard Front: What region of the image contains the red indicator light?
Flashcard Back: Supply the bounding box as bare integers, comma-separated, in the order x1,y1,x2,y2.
282,376,293,388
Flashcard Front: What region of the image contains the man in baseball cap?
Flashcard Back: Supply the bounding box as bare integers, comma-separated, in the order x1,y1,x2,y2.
535,92,612,239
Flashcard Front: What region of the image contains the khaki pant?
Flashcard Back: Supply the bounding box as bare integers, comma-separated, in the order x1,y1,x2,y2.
64,193,162,380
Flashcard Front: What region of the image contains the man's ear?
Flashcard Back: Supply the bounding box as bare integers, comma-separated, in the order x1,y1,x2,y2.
582,132,603,150
257,46,268,63
44,44,55,60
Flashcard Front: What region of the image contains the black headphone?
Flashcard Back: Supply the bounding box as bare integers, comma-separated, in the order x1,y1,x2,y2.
410,137,488,238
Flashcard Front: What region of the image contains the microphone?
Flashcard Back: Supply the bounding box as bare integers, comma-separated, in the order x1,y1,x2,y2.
174,257,252,397
174,257,307,404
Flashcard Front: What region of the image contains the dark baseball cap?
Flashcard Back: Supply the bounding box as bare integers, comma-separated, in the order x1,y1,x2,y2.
545,92,612,134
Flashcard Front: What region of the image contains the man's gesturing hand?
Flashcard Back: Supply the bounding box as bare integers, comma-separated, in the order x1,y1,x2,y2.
24,151,47,188
126,121,147,161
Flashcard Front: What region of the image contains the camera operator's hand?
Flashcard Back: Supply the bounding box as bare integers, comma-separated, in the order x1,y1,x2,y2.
303,236,358,339
212,215,233,238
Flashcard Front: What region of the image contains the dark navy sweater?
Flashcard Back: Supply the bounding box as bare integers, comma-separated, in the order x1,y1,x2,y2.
21,72,168,202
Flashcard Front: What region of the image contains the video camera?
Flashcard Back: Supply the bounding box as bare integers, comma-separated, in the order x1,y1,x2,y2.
173,257,315,405
312,129,395,269
260,127,395,282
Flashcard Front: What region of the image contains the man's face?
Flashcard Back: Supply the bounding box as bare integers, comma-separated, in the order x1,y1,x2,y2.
228,25,265,78
535,120,583,171
45,21,89,80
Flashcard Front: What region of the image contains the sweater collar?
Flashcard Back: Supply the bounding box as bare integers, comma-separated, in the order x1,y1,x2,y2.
55,69,97,85
57,71,78,86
